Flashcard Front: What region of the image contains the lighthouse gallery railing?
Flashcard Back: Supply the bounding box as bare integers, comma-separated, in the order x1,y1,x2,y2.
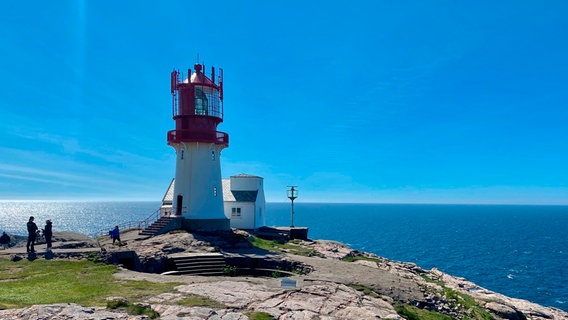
167,130,229,145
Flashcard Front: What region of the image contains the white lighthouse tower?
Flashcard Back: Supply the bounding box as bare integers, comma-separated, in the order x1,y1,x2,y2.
167,63,230,231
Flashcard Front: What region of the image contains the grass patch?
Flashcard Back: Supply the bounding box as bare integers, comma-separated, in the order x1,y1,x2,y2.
248,236,321,257
107,300,159,319
0,258,183,309
176,294,226,308
349,284,380,298
223,265,238,276
442,287,494,320
395,303,453,320
420,275,494,320
342,254,382,265
246,311,274,320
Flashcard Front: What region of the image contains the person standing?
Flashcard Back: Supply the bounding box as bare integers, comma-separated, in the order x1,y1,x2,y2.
110,225,122,246
26,216,38,253
44,220,53,251
0,232,10,249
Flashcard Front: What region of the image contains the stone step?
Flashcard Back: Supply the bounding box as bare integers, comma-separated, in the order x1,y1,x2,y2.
173,260,225,266
176,270,225,276
176,266,225,272
143,225,167,232
175,262,225,269
169,253,226,276
139,216,178,236
173,256,225,263
146,221,173,228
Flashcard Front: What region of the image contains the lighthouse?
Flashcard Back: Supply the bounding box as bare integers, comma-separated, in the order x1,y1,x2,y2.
167,63,230,231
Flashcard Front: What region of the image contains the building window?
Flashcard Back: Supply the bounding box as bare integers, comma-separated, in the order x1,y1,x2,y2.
213,186,218,197
180,150,184,160
231,207,241,217
195,87,209,115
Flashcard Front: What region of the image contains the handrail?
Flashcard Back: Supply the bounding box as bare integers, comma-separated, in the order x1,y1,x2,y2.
167,130,228,145
138,208,161,230
92,208,161,238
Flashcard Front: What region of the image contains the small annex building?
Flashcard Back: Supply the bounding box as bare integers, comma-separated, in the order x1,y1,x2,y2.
160,174,266,230
222,174,266,230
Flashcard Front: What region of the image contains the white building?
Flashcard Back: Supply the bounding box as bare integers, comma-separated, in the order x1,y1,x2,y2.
160,174,266,230
222,174,266,230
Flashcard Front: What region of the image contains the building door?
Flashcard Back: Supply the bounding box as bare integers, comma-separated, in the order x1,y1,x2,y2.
176,195,183,216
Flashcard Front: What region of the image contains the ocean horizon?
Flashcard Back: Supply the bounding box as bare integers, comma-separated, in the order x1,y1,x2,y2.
0,201,566,312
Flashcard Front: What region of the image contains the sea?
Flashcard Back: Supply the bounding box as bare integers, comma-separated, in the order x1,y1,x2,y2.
0,201,566,312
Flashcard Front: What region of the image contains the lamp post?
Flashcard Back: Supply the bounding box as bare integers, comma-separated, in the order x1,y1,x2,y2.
287,186,298,228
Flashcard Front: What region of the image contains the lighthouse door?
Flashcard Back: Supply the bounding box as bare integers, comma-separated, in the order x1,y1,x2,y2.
176,195,183,216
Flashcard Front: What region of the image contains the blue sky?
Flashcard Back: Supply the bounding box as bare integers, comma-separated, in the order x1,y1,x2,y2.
1,1,567,204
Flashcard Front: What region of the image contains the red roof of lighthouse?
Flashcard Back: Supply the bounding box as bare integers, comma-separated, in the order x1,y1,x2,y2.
180,63,215,86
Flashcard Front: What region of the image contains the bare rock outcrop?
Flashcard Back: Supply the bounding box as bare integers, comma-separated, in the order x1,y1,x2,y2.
152,279,402,319
428,268,568,320
3,230,568,320
0,303,145,320
0,280,402,319
299,240,354,259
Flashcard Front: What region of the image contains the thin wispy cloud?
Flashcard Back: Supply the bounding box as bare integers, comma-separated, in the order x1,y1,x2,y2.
1,2,566,203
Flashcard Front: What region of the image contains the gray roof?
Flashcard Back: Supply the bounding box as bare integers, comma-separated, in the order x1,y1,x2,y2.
222,178,258,202
232,190,258,202
222,179,235,201
162,179,175,205
232,173,261,178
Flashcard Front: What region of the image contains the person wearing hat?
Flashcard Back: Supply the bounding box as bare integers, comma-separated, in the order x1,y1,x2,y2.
26,216,38,253
44,220,53,251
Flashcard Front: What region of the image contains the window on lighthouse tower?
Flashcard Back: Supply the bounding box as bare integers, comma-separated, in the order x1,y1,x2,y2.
195,87,208,115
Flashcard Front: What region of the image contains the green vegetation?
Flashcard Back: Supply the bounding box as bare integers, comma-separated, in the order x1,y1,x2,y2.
223,265,238,276
107,299,159,319
0,258,183,310
349,284,380,298
87,251,100,263
176,294,226,309
246,311,274,320
248,236,321,257
441,287,494,320
342,254,382,265
421,274,445,286
271,266,282,278
395,303,454,320
420,275,494,320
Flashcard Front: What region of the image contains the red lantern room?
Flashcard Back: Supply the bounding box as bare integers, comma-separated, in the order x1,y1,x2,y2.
167,64,229,146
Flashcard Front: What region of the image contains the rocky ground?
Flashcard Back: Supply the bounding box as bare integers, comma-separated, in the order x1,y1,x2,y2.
1,229,567,320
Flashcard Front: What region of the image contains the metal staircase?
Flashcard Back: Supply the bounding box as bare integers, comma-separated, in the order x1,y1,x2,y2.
139,216,179,236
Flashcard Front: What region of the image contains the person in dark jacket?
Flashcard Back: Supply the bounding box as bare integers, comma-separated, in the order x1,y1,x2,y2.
26,216,38,253
0,232,10,249
110,225,122,246
44,220,53,251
